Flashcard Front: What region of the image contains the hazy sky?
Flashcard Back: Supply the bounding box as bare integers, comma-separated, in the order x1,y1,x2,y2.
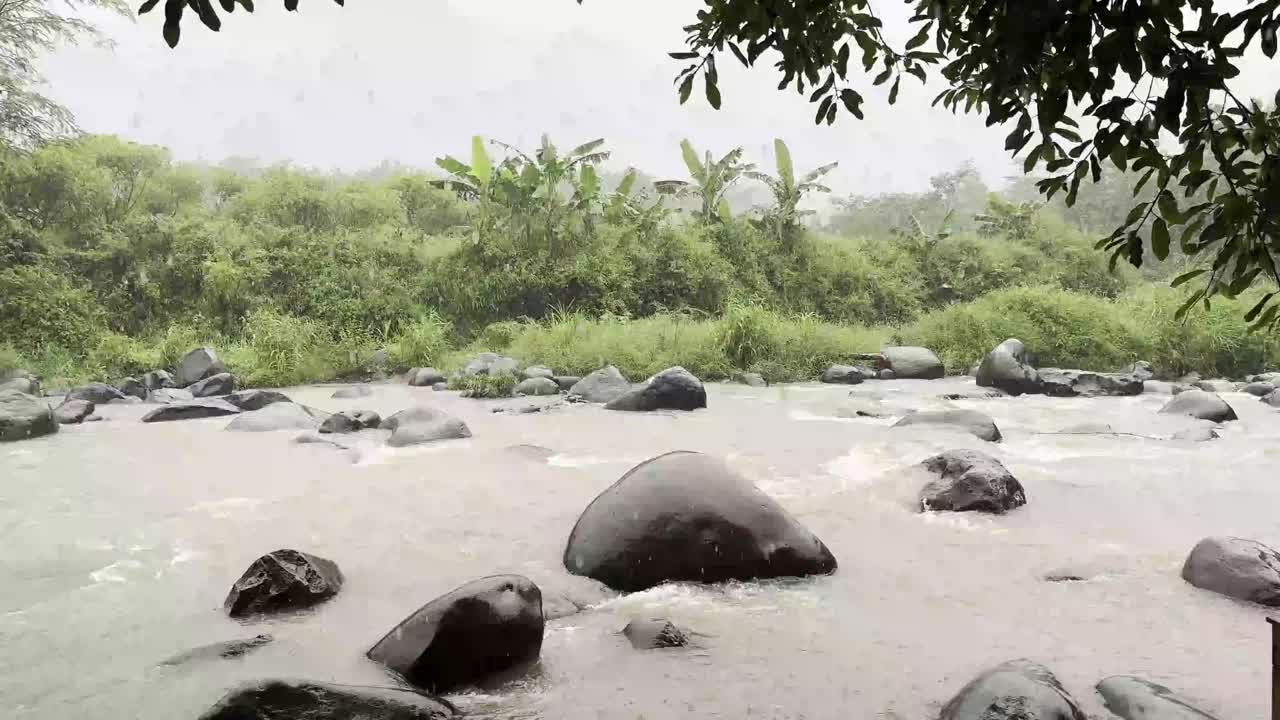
39,0,1278,195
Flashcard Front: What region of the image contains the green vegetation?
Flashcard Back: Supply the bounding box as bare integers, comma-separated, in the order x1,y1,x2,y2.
2,133,1276,390
452,373,517,399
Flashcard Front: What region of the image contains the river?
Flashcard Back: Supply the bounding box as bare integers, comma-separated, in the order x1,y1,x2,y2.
1,378,1274,718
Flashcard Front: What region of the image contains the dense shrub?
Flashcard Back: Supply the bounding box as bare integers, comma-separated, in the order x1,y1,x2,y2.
387,314,452,369
0,265,105,354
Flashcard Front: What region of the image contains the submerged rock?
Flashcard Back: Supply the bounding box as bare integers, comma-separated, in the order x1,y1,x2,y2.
1243,381,1276,397
567,366,632,403
893,409,1003,442
159,634,273,666
224,549,344,617
224,389,291,411
878,369,896,380
319,410,381,434
1096,675,1221,720
224,403,327,432
540,591,583,621
189,372,236,398
1143,380,1183,395
1159,390,1237,423
514,377,559,396
1039,369,1143,397
881,346,944,379
919,450,1025,514
54,399,95,425
0,390,57,441
563,451,837,591
820,364,871,384
384,406,471,447
409,368,446,387
141,399,241,423
462,352,519,377
622,617,690,649
520,365,554,380
330,384,373,399
366,575,544,693
196,680,457,720
142,369,175,391
431,382,449,391
1248,371,1280,384
1171,427,1220,442
176,347,224,387
1181,536,1280,606
146,388,194,404
605,366,706,412
938,659,1086,720
976,338,1043,396
67,382,127,404
736,372,767,387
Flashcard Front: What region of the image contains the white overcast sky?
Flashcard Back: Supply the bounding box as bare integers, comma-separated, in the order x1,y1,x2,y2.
39,0,1279,194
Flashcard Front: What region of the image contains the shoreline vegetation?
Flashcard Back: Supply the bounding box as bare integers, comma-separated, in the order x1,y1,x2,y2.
2,135,1277,390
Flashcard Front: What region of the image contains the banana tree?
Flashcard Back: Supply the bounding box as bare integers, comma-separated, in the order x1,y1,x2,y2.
654,139,754,224
489,134,611,250
745,138,837,247
604,168,670,234
433,135,504,244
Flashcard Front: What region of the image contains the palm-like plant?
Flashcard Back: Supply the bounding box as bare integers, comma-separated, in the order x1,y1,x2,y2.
654,139,754,224
745,138,837,247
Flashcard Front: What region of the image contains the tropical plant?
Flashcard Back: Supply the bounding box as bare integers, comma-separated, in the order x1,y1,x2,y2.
746,138,836,248
434,136,502,245
974,196,1040,241
654,140,754,225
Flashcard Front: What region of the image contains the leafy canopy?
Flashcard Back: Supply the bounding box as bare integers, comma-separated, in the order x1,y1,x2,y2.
147,0,1280,323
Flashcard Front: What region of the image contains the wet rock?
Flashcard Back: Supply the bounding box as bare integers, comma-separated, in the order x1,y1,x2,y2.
176,347,224,387
0,390,58,441
366,575,544,693
159,634,273,666
1039,369,1143,397
939,390,1008,400
409,368,446,387
622,617,690,649
605,366,706,412
893,409,1003,442
462,352,519,377
820,364,871,384
1242,381,1275,397
330,384,373,399
67,382,127,404
384,406,472,447
515,377,559,396
878,369,896,380
196,680,457,720
553,375,580,391
141,399,241,423
564,451,837,591
1096,675,1221,720
1181,536,1280,606
1171,427,1220,442
520,365,554,380
147,388,194,404
0,376,40,394
1262,389,1280,408
1194,379,1238,393
881,346,945,379
224,389,291,411
1043,574,1087,583
431,382,449,391
736,372,767,387
1159,390,1237,423
938,659,1086,720
919,449,1026,514
319,410,381,434
976,338,1043,396
224,549,343,617
225,403,328,432
142,369,175,391
85,414,104,422
54,399,95,424
115,377,147,400
1120,360,1155,382
1248,371,1280,384
189,372,235,398
567,366,632,403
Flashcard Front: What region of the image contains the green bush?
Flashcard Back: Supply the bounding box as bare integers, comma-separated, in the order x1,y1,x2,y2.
1118,286,1280,378
87,332,161,378
387,314,452,369
0,265,105,354
452,372,516,398
0,343,19,374
229,308,334,387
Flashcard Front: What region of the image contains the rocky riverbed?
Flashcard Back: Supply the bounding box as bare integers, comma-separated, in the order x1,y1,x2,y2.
1,362,1277,718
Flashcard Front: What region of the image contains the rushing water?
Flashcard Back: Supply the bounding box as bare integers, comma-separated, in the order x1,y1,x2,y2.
2,378,1276,719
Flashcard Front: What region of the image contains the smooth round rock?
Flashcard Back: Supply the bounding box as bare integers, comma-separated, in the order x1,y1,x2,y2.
461,352,518,377
1159,390,1237,423
409,368,446,387
141,399,241,423
567,366,632,403
319,410,381,434
553,375,581,391
146,388,194,404
224,389,291,411
515,377,559,396
736,372,767,387
142,369,175,391
520,365,554,380
176,347,224,387
224,403,327,432
919,449,1026,514
384,406,471,447
622,617,690,649
881,346,944,379
1096,675,1221,720
893,409,1002,442
1181,536,1280,606
0,390,57,441
976,338,1043,396
604,366,706,412
331,384,373,399
67,382,127,404
189,372,236,398
1242,381,1275,397
939,659,1086,720
115,377,147,400
54,399,95,425
820,364,870,384
224,549,343,617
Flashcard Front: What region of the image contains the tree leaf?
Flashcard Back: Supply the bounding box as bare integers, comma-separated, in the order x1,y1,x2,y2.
680,139,705,181
839,89,864,119
1170,268,1206,288
669,52,700,60
773,138,794,192
705,74,722,109
1151,218,1170,260
889,77,900,105
678,75,694,104
470,136,492,187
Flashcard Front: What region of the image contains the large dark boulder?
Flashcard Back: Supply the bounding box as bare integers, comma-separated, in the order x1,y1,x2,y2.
146,388,194,404
893,409,1003,442
224,549,343,617
197,680,457,720
462,352,518,377
1181,536,1280,606
820,364,871,384
366,575,544,693
225,403,328,432
189,372,236,398
176,347,224,387
141,399,241,423
1159,390,1237,422
919,450,1025,514
515,377,559,396
1096,676,1221,720
384,406,472,447
622,617,690,649
319,410,381,434
1039,369,1144,397
0,390,57,441
409,368,446,387
142,369,175,391
331,384,373,399
604,366,706,412
54,399,95,424
225,389,291,411
563,451,837,591
881,346,945,379
938,659,1086,720
67,382,127,404
567,366,632,403
976,338,1043,396
115,377,147,400
159,634,273,666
